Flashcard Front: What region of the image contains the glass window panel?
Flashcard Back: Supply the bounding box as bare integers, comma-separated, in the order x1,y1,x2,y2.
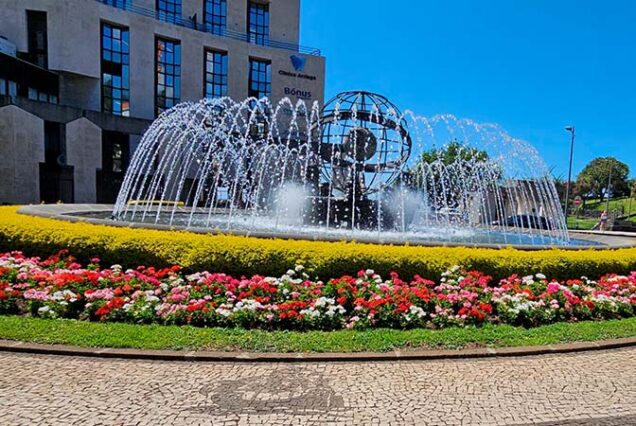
204,0,226,35
156,0,181,23
101,22,130,116
204,50,228,99
248,58,271,99
8,81,17,97
248,2,269,45
155,37,181,115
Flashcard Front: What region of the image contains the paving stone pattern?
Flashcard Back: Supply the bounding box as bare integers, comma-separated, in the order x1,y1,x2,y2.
1,348,636,425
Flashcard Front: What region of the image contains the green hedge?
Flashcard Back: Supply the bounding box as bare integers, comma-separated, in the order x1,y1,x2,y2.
1,206,635,280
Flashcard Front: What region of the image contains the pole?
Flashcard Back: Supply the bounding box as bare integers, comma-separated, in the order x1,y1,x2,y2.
564,127,575,217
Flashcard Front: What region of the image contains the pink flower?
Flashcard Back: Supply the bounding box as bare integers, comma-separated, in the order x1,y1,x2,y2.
547,282,561,294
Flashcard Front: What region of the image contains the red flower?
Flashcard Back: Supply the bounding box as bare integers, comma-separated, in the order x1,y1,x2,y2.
110,297,125,309
479,303,493,314
95,306,110,317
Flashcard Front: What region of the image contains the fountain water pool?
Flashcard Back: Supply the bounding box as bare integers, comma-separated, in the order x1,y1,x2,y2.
111,91,579,247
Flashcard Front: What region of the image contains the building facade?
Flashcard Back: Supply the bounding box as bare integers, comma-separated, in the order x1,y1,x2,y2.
0,0,325,204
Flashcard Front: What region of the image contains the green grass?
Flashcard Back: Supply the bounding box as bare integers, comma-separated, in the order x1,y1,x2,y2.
566,216,598,230
1,315,636,353
584,196,636,215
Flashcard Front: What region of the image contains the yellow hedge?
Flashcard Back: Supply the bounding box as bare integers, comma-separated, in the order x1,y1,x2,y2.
0,206,635,280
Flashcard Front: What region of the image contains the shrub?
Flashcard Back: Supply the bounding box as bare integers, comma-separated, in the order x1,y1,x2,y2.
0,206,636,280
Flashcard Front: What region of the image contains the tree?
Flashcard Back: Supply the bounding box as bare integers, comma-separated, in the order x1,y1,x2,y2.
550,172,567,203
417,140,490,165
575,157,630,201
405,140,495,209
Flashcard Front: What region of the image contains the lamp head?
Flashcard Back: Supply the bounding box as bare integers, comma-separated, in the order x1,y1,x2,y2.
565,126,575,132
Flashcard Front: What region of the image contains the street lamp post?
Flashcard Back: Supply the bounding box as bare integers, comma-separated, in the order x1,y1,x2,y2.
605,162,614,213
564,126,576,218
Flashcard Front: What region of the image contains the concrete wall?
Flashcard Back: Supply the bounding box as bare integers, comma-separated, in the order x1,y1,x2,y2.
65,117,102,203
270,0,300,44
58,72,101,112
0,105,45,204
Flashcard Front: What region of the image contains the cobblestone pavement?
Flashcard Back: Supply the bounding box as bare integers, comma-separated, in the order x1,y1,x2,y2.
1,348,636,426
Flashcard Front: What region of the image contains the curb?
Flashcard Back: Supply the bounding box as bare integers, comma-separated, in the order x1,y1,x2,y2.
2,337,636,362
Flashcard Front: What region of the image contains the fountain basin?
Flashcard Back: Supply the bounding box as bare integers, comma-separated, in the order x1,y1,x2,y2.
17,204,636,250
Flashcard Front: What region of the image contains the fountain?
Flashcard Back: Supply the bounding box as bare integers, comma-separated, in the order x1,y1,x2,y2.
110,91,579,247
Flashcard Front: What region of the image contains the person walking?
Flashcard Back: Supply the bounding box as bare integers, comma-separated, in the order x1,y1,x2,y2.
599,210,609,232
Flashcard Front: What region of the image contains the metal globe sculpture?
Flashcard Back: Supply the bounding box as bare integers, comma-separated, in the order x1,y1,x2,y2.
319,91,412,197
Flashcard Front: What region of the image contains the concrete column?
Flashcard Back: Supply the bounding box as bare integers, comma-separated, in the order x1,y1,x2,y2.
130,19,157,120
269,0,300,44
65,117,102,203
0,105,45,204
181,33,204,101
227,0,247,34
228,46,249,100
182,0,200,22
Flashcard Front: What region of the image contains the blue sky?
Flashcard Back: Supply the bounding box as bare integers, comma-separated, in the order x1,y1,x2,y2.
300,0,636,179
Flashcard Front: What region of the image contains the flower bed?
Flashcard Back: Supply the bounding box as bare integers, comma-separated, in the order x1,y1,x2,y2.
1,250,636,331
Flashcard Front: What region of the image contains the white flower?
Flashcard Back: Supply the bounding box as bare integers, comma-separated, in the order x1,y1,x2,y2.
522,275,535,285
300,307,320,318
408,305,426,319
535,273,546,280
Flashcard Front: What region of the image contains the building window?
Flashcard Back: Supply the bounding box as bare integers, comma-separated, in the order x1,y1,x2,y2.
26,10,48,68
157,0,182,23
204,50,228,99
204,0,226,35
0,79,18,98
101,23,130,117
155,38,181,115
26,86,57,103
248,58,271,99
102,0,131,9
248,2,269,45
102,132,129,173
8,81,17,97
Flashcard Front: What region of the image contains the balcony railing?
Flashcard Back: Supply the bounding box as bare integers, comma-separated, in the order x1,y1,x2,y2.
97,0,321,56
